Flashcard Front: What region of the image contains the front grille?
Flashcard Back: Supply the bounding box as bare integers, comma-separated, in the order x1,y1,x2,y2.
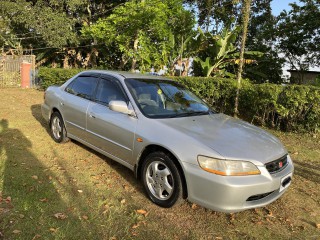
265,155,288,174
246,191,274,201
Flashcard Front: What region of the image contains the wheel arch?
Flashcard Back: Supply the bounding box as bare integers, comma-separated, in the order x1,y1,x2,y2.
49,107,62,123
135,144,188,199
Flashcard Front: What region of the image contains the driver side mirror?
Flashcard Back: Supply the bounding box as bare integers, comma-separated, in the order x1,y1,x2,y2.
109,100,136,117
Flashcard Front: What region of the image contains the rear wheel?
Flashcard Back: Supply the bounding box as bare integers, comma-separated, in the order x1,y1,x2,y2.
142,151,183,208
50,112,69,143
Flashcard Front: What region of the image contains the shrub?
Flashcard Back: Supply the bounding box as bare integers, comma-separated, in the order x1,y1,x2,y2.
173,76,320,133
38,67,83,89
173,76,239,115
276,85,320,132
239,83,283,127
314,75,320,87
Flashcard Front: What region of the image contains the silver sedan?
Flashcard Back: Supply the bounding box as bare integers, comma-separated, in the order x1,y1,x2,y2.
41,70,294,213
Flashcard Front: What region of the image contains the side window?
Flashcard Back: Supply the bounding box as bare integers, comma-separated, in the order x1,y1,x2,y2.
65,76,99,100
94,79,126,106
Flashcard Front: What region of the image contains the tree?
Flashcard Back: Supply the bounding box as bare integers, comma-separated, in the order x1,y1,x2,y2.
0,1,78,48
277,0,320,84
83,0,195,72
0,0,126,67
234,0,252,116
0,16,22,54
184,0,241,33
166,9,196,75
244,0,284,83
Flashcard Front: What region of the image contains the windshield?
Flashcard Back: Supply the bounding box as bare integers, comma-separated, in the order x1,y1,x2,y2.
125,78,212,118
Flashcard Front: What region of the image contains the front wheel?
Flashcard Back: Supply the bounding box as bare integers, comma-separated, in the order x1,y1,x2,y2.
50,112,69,143
142,152,183,208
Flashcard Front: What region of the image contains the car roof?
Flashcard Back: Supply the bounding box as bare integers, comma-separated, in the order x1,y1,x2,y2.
79,70,172,81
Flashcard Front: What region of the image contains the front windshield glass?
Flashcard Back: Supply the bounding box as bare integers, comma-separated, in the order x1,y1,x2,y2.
125,78,212,118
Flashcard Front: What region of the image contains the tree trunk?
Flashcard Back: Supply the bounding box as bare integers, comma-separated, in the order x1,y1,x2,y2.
119,55,127,70
234,0,252,117
89,48,98,68
51,60,57,68
63,55,70,69
131,33,139,72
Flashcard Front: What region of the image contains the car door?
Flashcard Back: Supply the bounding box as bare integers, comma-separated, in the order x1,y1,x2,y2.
62,74,99,140
86,76,137,165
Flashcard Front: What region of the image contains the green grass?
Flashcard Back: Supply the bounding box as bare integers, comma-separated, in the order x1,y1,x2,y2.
0,88,319,239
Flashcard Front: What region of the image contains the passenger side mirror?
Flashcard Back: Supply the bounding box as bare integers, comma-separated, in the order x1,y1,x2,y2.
109,100,136,117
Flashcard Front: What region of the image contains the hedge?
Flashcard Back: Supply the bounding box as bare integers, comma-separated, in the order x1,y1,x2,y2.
38,68,320,132
38,67,83,89
175,76,320,132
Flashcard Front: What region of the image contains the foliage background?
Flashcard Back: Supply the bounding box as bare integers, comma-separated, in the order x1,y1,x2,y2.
1,0,319,83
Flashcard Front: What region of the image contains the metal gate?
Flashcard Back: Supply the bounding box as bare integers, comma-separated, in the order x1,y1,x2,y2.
0,55,36,88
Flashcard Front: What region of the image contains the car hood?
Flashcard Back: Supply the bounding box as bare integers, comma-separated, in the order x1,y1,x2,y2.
158,113,287,164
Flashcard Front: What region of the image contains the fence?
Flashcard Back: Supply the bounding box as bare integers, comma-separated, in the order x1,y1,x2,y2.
0,55,36,88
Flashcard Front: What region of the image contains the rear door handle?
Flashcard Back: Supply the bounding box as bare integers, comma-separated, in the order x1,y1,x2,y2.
89,113,96,119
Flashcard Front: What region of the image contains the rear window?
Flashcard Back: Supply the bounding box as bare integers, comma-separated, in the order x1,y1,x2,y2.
65,76,99,100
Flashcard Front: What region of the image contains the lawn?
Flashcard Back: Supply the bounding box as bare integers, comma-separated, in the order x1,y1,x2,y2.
0,88,319,240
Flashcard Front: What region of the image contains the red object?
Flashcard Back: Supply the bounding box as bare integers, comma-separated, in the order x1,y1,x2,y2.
21,61,31,88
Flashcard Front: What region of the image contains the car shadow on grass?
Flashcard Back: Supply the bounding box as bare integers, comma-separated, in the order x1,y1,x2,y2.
72,140,146,196
30,104,51,135
293,159,320,184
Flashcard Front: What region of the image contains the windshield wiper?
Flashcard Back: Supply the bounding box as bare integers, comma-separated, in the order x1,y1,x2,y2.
171,111,210,118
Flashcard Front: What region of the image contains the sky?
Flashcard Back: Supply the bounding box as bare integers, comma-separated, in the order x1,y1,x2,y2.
271,0,297,16
271,0,296,76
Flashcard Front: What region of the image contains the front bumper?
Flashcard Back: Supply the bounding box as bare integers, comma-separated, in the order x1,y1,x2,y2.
184,155,294,213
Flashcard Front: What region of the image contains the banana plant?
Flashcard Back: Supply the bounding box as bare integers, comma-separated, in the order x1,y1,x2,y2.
194,27,263,77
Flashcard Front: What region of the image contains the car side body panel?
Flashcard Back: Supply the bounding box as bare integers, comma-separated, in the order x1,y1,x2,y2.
62,93,90,141
86,102,138,164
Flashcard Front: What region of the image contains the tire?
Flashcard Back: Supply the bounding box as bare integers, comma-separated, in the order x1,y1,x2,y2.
50,112,69,143
142,151,183,208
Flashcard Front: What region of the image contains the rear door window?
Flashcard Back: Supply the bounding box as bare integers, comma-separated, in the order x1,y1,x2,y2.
65,76,99,100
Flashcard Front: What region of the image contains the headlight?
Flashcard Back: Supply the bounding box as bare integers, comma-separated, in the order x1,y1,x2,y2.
197,156,261,176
